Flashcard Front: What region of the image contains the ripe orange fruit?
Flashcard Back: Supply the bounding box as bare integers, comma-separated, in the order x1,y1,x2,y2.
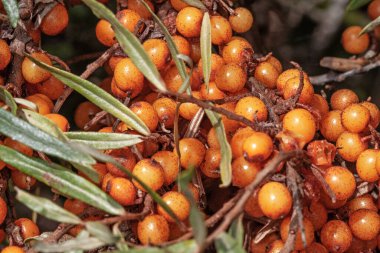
258,182,292,219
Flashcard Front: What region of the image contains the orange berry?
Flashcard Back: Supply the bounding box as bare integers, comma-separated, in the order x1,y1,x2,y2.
26,93,53,115
200,147,221,178
172,35,191,56
116,9,141,33
250,233,279,253
143,39,170,70
130,101,159,132
282,76,314,104
151,151,179,185
176,7,203,38
324,166,356,200
132,159,165,191
210,15,232,45
266,55,283,73
300,242,328,253
320,220,352,253
347,194,378,215
361,101,380,128
280,216,315,250
105,147,136,177
231,127,255,158
152,97,177,128
258,182,292,219
4,138,33,170
254,61,280,89
330,89,359,111
170,0,189,11
244,190,264,218
96,19,115,47
336,132,368,162
114,58,144,98
127,0,154,19
190,40,201,63
179,91,202,120
164,65,200,93
11,170,36,190
137,215,169,245
177,138,206,169
267,240,284,253
349,209,380,241
1,246,25,253
303,201,328,231
319,190,347,210
235,96,268,123
282,108,316,147
198,53,225,82
22,52,52,84
229,7,254,33
45,113,70,132
243,132,273,162
341,26,369,55
222,39,253,65
0,39,11,70
35,76,65,100
276,68,308,92
40,4,69,36
64,199,88,215
342,103,370,133
320,110,346,142
14,218,40,239
368,0,380,19
158,191,190,222
107,177,136,206
218,102,240,133
200,81,226,100
356,149,379,182
0,197,7,225
232,156,260,187
74,101,102,130
215,63,247,93
309,94,329,119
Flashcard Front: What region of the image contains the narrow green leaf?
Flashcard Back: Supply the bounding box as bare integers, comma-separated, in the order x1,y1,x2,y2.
200,12,212,90
360,15,380,35
228,215,244,246
65,132,143,150
14,98,38,111
82,0,167,93
113,240,197,253
0,145,125,215
15,188,82,224
85,222,118,244
1,0,19,27
205,109,232,187
34,237,105,252
26,56,150,136
346,0,371,10
182,0,207,10
0,86,17,115
215,233,246,253
0,108,96,165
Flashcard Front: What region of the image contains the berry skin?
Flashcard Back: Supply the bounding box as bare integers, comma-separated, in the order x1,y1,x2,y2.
235,96,268,123
282,108,316,148
40,4,69,36
96,19,116,47
222,39,253,65
74,101,102,130
244,190,264,218
336,132,368,162
170,0,189,11
341,103,370,133
177,138,206,169
127,0,154,19
361,101,380,128
215,63,247,93
130,101,159,132
280,216,315,250
200,147,221,178
11,170,36,190
324,166,356,201
267,240,284,253
356,149,379,182
157,191,190,222
200,82,226,100
116,9,141,33
300,242,328,253
179,91,202,120
26,93,54,115
45,113,70,132
232,156,260,188
319,190,347,210
0,39,11,70
198,53,225,82
64,199,88,215
303,201,328,231
231,127,255,158
210,16,232,45
368,0,380,20
132,159,165,191
35,76,65,101
320,110,346,142
164,65,201,93
347,194,378,215
320,220,352,253
152,97,177,129
341,26,370,55
243,132,273,162
309,94,329,119
0,197,7,225
22,52,52,84
176,7,203,38
229,7,254,33
190,40,201,63
106,147,136,177
137,215,169,245
14,218,40,239
143,39,170,71
282,76,314,104
1,246,25,253
330,89,359,111
107,177,136,206
254,62,280,89
349,209,380,241
276,68,309,92
114,58,144,98
258,182,292,219
151,151,179,186
172,35,191,56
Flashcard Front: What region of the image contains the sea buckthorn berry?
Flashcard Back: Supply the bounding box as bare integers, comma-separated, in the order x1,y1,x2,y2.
320,110,346,142
303,201,328,231
222,39,253,65
368,0,380,19
132,159,165,191
172,35,191,56
232,156,260,187
130,101,158,132
243,132,273,162
172,183,200,203
143,39,170,70
158,191,190,222
114,58,144,98
282,76,314,104
179,91,202,120
356,149,379,182
11,170,36,190
361,101,380,128
207,127,222,149
111,78,128,99
45,113,70,132
336,132,368,162
280,216,315,250
235,96,268,123
301,242,328,253
14,218,40,240
244,190,264,218
107,177,136,206
74,101,102,130
40,4,69,36
79,163,108,185
96,19,115,46
143,140,159,158
346,236,377,253
164,65,201,93
341,26,370,55
215,63,247,93
331,89,359,111
152,97,177,129
107,56,124,73
319,190,347,209
324,166,356,200
0,39,11,70
229,7,254,33
4,138,33,170
22,52,52,84
254,61,280,89
0,197,7,225
210,15,232,45
258,182,292,219
231,127,255,158
276,68,309,92
177,138,206,169
200,147,221,178
101,173,114,191
176,7,203,38
349,209,380,241
27,93,54,114
250,233,279,253
282,108,316,148
151,151,179,185
309,94,329,119
218,102,240,133
347,194,378,215
170,0,189,11
198,53,225,82
200,82,226,100
137,215,169,245
190,40,201,63
1,246,25,253
267,240,284,253
116,9,141,33
36,76,65,101
321,220,352,253
306,140,336,168
127,0,154,19
64,199,88,215
106,147,136,177
342,103,370,133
